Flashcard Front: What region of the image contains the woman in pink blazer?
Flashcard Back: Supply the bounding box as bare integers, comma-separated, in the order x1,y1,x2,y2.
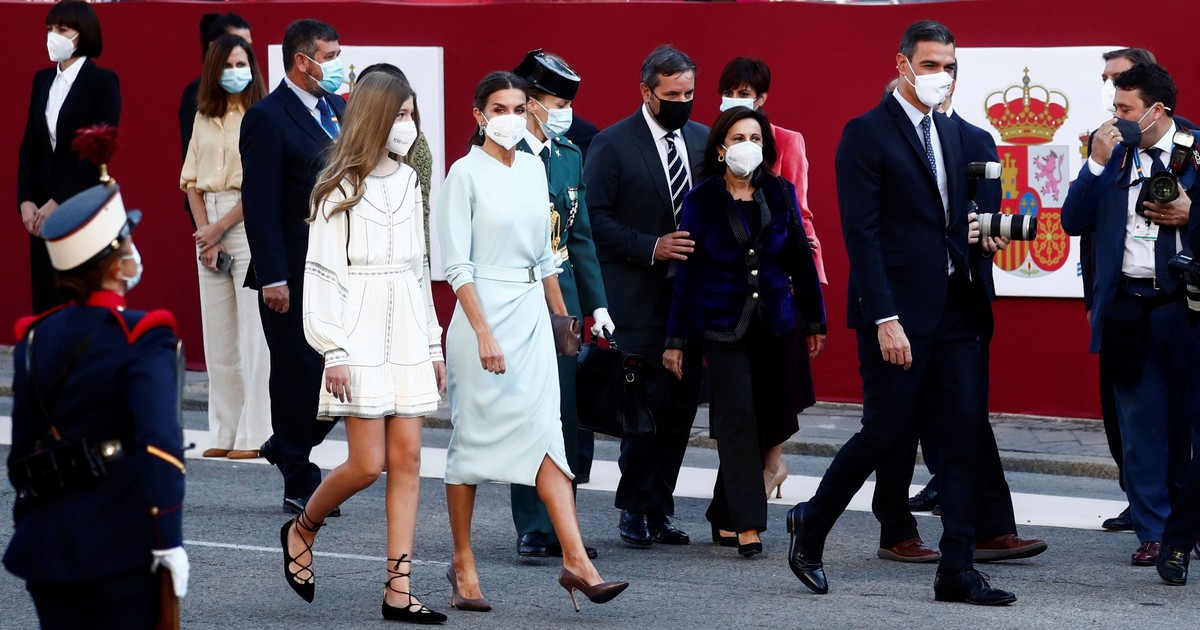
718,57,828,500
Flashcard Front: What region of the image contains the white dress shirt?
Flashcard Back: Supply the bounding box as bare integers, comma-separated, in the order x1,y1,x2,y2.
522,129,548,158
45,57,87,151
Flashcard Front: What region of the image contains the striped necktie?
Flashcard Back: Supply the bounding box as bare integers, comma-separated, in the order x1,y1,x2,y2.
920,115,937,181
665,132,690,225
1146,147,1179,293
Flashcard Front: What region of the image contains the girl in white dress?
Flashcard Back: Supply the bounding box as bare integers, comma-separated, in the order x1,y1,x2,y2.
436,71,627,613
281,72,447,624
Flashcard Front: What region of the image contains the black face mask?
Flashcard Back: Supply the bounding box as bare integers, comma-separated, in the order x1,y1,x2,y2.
652,95,693,131
1113,118,1142,149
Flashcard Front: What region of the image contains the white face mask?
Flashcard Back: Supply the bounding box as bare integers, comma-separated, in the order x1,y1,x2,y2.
482,113,526,150
386,120,418,157
723,141,764,178
533,102,573,139
119,244,144,293
1100,79,1117,114
47,31,77,63
720,96,756,112
903,59,953,109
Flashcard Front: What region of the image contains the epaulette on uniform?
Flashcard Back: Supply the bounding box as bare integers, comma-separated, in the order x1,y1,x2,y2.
13,305,69,342
116,309,178,345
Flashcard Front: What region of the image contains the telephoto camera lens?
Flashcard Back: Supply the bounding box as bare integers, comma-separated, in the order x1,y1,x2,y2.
977,212,1037,241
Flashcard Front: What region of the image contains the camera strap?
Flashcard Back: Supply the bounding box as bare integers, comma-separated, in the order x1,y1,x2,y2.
25,325,96,446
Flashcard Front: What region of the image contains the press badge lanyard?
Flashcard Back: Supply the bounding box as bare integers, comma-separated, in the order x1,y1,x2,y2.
1126,149,1160,241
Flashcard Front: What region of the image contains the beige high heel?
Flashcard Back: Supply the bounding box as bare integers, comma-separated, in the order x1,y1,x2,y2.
765,461,788,499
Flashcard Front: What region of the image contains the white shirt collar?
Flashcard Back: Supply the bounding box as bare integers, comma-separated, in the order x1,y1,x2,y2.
56,56,87,86
1146,121,1180,158
523,129,548,156
284,75,321,113
641,103,675,142
892,89,936,127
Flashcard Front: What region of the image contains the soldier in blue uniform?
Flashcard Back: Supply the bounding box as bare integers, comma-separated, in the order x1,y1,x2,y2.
5,181,188,628
509,49,615,559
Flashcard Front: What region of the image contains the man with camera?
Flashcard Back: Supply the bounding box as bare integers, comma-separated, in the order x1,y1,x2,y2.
1062,62,1200,567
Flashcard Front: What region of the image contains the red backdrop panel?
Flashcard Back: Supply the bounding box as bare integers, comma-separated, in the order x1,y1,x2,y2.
7,0,1193,418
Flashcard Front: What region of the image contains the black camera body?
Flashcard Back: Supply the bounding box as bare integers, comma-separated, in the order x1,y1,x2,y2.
966,161,1039,241
1139,130,1198,210
1169,252,1200,313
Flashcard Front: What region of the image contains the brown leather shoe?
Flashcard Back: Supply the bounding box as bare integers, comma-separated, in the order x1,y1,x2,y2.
877,537,941,563
202,448,231,458
1132,541,1161,566
227,449,261,459
974,534,1048,562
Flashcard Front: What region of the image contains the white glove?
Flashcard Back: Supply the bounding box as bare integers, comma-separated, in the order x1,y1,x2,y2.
151,547,190,598
591,307,616,337
551,250,565,275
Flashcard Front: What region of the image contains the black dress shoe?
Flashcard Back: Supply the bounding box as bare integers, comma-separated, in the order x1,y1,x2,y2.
619,510,652,548
786,503,828,594
1102,506,1133,531
933,568,1016,605
284,496,341,518
518,532,551,557
1158,545,1190,585
544,541,600,560
259,439,278,466
647,514,690,545
908,485,940,512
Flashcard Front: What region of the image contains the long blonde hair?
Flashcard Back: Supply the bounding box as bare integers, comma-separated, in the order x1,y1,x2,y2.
310,72,415,219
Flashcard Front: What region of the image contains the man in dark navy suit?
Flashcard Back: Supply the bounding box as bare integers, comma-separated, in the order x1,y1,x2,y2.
872,76,1047,565
786,20,1015,605
584,45,708,548
1062,63,1200,567
240,18,345,515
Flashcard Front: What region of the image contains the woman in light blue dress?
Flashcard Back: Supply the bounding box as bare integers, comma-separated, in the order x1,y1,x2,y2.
436,71,627,614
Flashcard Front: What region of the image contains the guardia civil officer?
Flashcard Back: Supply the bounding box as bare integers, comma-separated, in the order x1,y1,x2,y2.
4,173,188,628
509,49,615,559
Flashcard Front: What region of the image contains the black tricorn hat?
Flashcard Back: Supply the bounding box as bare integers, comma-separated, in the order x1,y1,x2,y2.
513,49,580,101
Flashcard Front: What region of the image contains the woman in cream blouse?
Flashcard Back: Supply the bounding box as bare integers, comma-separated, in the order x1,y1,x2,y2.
180,33,270,459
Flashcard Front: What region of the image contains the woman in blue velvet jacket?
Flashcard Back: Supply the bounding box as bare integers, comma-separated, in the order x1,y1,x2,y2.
663,106,825,557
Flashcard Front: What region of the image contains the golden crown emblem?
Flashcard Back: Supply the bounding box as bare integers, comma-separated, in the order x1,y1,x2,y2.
985,68,1069,145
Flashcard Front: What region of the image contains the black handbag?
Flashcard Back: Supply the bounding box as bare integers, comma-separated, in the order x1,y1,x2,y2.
575,332,655,438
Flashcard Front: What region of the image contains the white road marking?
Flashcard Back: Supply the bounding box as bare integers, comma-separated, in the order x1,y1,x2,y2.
0,416,1127,532
183,539,447,565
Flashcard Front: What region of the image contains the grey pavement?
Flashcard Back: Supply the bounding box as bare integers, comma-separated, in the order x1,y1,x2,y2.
0,344,1117,481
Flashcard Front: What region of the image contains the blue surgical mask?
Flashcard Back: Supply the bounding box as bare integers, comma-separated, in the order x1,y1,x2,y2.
220,67,253,94
533,101,573,138
120,244,143,293
305,54,345,94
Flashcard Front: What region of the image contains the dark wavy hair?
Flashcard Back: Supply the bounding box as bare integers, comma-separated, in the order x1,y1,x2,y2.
467,71,529,149
703,107,778,181
197,35,266,119
55,244,124,303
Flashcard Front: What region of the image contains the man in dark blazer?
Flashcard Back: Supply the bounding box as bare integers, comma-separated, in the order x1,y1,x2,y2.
787,21,1015,605
1062,62,1200,567
584,45,708,547
240,18,345,515
871,83,1047,564
1157,225,1200,586
18,9,120,313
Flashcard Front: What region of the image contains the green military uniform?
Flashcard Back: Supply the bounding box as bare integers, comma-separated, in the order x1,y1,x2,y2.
510,132,609,541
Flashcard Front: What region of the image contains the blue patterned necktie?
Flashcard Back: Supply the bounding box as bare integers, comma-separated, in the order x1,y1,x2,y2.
315,98,340,139
1145,147,1179,293
920,115,937,181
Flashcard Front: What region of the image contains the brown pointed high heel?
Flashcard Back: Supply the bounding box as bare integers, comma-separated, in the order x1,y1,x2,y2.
557,567,629,612
765,460,788,499
281,510,323,603
445,565,491,612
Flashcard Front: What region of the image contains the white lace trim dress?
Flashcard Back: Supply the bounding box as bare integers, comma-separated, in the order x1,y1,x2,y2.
302,164,443,421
